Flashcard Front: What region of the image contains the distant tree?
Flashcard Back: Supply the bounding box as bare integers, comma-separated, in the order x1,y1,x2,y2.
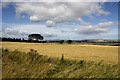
60,40,64,44
67,40,72,44
28,34,44,41
0,37,2,41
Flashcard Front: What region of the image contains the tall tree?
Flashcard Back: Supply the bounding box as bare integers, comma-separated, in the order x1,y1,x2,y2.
28,34,44,41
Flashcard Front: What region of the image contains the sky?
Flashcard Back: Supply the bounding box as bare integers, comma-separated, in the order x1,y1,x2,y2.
1,2,119,40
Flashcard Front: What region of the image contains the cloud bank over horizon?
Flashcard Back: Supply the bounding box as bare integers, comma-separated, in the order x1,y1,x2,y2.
1,2,118,40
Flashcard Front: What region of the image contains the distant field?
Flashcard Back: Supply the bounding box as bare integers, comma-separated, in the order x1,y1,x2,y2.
2,42,118,64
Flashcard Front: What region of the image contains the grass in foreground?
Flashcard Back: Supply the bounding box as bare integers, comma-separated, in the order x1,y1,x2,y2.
2,48,119,78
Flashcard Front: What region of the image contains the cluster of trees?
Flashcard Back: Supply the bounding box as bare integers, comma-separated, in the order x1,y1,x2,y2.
0,34,73,44
1,37,26,42
59,40,72,44
1,34,45,43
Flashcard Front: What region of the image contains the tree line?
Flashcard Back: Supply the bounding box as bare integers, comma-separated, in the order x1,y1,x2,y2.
0,34,72,44
0,34,119,45
0,37,73,44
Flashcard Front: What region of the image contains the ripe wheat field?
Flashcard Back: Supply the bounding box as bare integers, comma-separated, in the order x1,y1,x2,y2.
2,42,119,64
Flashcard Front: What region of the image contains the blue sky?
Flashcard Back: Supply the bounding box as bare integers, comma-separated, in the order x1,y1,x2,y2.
1,2,118,40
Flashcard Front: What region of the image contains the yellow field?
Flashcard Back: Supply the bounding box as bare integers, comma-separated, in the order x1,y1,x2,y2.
2,42,118,64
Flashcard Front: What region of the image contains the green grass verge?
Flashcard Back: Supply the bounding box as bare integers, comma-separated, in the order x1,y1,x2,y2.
2,48,119,78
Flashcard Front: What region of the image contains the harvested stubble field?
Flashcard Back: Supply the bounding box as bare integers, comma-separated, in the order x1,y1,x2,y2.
2,42,118,64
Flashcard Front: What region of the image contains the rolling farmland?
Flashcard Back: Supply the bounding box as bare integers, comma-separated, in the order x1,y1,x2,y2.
2,42,118,64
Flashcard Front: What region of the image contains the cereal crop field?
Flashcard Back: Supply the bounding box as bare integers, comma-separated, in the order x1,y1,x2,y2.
2,42,118,64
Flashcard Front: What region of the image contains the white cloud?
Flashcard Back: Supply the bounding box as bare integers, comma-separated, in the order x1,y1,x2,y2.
1,0,109,2
46,20,55,27
30,15,40,22
1,2,118,40
78,18,90,26
97,9,110,15
1,21,117,40
14,2,110,27
2,27,29,37
74,21,114,35
95,21,113,28
2,24,60,39
1,2,10,8
3,0,119,3
43,32,57,37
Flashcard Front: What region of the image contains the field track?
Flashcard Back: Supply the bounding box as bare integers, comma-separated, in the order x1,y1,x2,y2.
2,42,118,64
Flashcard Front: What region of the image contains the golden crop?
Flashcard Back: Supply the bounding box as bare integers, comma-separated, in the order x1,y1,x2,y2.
2,42,118,64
